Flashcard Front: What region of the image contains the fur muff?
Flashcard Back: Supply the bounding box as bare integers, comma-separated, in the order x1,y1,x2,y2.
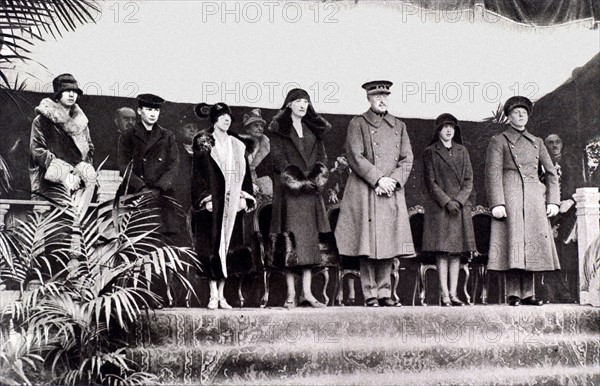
44,158,73,183
267,232,298,268
227,247,255,276
281,165,317,193
308,162,329,188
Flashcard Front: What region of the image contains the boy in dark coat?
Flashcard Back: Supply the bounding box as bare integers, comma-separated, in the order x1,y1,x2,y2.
117,94,181,235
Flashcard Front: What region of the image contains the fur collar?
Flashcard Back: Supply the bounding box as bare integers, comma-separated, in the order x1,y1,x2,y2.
35,98,89,136
268,109,331,140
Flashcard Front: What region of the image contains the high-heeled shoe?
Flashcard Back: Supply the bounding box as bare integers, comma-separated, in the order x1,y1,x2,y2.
219,298,233,310
450,296,465,306
207,297,218,310
441,297,452,307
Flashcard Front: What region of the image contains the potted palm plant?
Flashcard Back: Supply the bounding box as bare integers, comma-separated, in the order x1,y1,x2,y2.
1,186,200,385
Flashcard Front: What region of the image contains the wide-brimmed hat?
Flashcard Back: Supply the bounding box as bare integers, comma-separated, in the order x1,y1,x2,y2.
503,96,533,116
52,74,83,100
243,108,266,128
362,80,393,96
195,102,233,124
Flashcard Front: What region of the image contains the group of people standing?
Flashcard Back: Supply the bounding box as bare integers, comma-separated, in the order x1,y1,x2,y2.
28,74,572,309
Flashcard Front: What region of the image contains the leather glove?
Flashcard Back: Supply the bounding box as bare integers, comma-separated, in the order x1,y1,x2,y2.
492,205,507,219
445,200,461,216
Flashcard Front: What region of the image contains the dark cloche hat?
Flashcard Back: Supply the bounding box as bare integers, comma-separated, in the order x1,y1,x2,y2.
137,94,165,109
434,113,460,131
361,80,393,95
503,96,533,116
195,102,233,124
52,74,83,100
430,113,463,145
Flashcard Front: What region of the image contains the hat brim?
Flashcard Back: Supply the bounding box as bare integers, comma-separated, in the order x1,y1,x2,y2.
435,120,460,131
54,87,83,99
366,90,391,96
505,103,530,114
243,117,266,127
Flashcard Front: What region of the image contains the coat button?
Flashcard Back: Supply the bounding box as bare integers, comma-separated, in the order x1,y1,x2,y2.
373,142,377,145
395,132,398,135
143,158,147,162
158,158,163,161
396,145,399,148
372,131,375,134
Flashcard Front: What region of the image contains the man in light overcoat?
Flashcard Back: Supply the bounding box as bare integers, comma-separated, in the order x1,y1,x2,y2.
335,80,415,307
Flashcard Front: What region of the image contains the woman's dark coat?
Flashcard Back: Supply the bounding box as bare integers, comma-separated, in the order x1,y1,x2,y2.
422,140,476,253
191,129,256,279
269,114,333,268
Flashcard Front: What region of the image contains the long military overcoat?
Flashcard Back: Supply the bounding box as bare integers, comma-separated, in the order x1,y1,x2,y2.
335,109,415,259
485,128,560,271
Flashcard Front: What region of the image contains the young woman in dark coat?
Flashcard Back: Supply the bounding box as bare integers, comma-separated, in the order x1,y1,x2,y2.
269,88,333,308
422,113,475,306
191,102,256,309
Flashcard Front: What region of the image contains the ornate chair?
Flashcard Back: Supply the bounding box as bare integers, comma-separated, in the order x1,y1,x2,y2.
409,205,471,306
470,205,492,304
328,204,361,306
253,200,333,307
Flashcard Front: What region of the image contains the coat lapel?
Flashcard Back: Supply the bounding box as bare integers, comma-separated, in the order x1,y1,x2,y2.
144,125,164,154
289,126,309,167
435,141,461,181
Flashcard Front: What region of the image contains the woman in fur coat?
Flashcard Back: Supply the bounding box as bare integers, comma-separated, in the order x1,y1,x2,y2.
29,74,96,199
269,88,333,308
191,102,256,310
422,113,475,306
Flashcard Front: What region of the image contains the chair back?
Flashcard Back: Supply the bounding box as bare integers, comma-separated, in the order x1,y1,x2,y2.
408,206,425,254
254,201,273,242
327,204,341,231
471,206,492,257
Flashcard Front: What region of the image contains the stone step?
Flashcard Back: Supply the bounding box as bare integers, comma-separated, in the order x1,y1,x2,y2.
130,305,600,347
240,366,600,386
126,333,599,385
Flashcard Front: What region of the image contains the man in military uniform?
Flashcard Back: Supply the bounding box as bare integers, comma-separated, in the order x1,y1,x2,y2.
117,94,180,236
335,81,415,307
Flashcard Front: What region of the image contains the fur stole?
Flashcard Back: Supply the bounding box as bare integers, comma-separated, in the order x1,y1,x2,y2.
268,109,331,140
35,98,90,158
